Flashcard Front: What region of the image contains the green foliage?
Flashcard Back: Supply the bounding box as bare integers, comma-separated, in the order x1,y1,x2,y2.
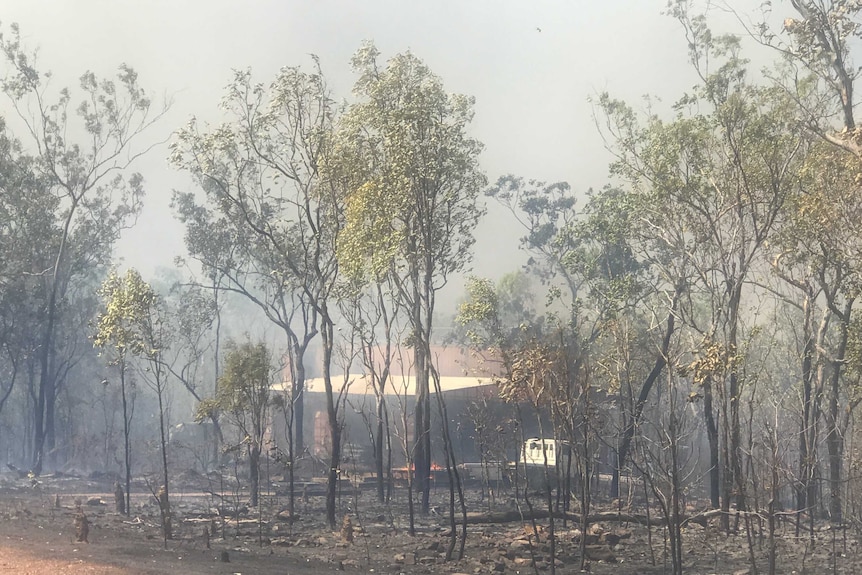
457,277,502,349
1,23,153,220
487,176,644,340
487,177,578,284
774,140,862,296
331,41,487,283
455,272,542,350
93,269,159,363
197,340,271,434
170,60,337,335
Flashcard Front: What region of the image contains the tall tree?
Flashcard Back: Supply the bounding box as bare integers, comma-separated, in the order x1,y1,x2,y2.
94,269,152,515
0,119,46,425
600,13,807,519
172,62,343,525
771,140,862,523
199,340,273,507
336,42,486,513
133,277,174,542
0,23,165,473
751,0,862,523
487,178,651,498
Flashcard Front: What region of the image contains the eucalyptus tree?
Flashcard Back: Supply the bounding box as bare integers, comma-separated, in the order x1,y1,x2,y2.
199,340,273,507
453,271,543,350
94,269,153,515
575,185,684,501
486,178,586,324
132,276,175,541
335,42,486,513
171,62,343,525
160,284,223,462
747,0,862,523
97,270,176,540
599,15,808,520
337,276,406,504
485,177,642,382
0,121,45,425
0,24,166,474
95,269,214,537
486,177,661,499
456,275,566,567
771,140,862,523
746,0,861,149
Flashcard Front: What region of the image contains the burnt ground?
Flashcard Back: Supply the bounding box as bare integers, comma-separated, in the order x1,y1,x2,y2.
0,470,858,574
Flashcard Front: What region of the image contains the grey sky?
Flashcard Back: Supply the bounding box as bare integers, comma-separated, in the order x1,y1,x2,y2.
3,1,764,308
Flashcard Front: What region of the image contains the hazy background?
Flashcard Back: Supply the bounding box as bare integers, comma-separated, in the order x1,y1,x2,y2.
3,1,766,312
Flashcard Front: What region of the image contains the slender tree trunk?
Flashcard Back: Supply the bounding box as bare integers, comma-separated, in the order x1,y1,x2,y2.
45,384,57,470
33,201,77,476
120,363,132,516
410,253,433,515
432,368,467,561
668,375,683,575
579,405,591,572
249,445,261,507
613,288,679,497
720,376,733,532
826,300,853,523
157,381,171,540
286,406,295,518
212,287,222,467
404,398,416,536
768,411,779,575
285,331,313,516
33,381,46,473
385,403,393,502
321,314,341,529
727,282,746,516
413,328,431,513
293,361,306,456
375,394,386,503
703,375,721,509
798,294,816,527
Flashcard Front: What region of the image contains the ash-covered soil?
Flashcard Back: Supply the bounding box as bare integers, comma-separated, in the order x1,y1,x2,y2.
0,470,856,574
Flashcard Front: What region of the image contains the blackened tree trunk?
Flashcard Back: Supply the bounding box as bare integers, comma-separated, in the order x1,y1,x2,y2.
375,394,386,503
703,376,720,509
157,383,172,539
321,313,342,529
826,299,853,523
249,444,261,507
120,365,132,516
727,280,747,516
612,286,680,498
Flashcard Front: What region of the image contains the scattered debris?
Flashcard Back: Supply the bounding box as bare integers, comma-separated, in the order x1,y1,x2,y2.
341,514,354,543
114,481,125,514
74,506,89,543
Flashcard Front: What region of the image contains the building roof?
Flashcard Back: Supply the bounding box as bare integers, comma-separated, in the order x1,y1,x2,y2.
271,373,499,397
275,345,504,398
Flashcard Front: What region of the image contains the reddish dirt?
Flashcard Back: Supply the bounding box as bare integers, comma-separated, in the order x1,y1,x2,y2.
0,519,325,575
0,492,327,575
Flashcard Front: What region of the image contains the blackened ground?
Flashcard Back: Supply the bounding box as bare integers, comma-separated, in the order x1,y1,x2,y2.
0,471,854,574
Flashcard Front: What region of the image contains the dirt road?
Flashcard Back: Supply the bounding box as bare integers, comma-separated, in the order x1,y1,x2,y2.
0,506,330,575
